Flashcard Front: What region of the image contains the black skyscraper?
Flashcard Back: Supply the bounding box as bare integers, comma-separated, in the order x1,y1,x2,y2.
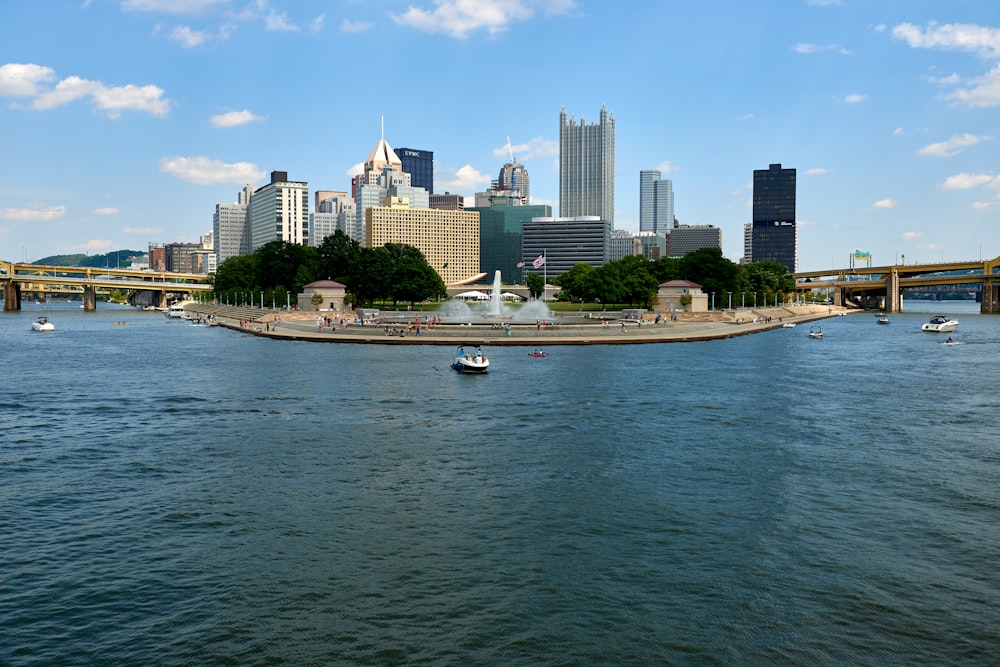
397,147,434,194
751,163,796,272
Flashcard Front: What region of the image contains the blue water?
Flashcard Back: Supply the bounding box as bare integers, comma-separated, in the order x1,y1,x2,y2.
2,300,999,665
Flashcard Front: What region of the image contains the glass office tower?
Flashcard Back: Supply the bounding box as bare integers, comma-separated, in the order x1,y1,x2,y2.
559,106,615,224
397,147,434,194
640,170,673,233
751,163,797,272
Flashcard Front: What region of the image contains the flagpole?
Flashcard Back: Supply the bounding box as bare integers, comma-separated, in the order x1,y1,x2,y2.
543,249,547,302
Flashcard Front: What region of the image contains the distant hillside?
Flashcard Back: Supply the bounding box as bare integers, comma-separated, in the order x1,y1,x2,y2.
34,250,143,268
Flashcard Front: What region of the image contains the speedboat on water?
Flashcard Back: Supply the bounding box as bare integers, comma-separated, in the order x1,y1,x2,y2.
452,345,489,373
876,313,890,325
808,326,823,339
31,316,55,332
921,315,958,333
165,303,186,318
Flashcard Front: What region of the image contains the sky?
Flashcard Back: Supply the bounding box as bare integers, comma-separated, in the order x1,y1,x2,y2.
1,0,999,272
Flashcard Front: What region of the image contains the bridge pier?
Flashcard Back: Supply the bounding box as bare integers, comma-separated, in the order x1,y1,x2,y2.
83,286,96,312
884,270,902,313
983,278,1000,314
3,280,21,311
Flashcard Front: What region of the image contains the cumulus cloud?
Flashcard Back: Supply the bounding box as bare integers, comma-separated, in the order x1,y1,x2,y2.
392,0,576,39
0,205,67,221
346,162,364,178
944,64,1000,108
972,195,1000,210
941,172,1000,189
266,10,300,31
94,207,120,215
918,133,991,157
21,72,171,118
655,160,678,174
159,156,265,185
892,22,1000,60
170,24,233,47
872,198,898,209
0,63,55,97
792,42,851,55
120,0,227,14
439,164,491,192
210,109,265,127
844,93,867,104
341,19,374,33
491,136,558,160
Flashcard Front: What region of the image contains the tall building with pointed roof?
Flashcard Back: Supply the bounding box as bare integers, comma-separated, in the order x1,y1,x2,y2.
560,105,615,224
352,124,428,244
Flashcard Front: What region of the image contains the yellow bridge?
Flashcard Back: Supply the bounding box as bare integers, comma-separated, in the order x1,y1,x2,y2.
1,261,212,311
794,256,1000,313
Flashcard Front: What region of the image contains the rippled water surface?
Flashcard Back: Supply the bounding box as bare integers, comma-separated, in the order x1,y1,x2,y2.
2,301,999,665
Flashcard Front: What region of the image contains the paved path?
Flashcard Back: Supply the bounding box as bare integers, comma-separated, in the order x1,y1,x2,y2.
187,304,850,346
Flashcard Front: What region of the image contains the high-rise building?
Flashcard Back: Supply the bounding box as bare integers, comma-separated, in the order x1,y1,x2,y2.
353,132,429,244
396,147,434,194
751,163,796,271
470,203,552,282
521,216,611,276
610,230,667,262
311,192,354,246
214,185,252,266
639,170,673,234
429,193,464,211
475,159,530,207
249,171,309,251
742,222,753,264
365,196,480,285
668,224,722,256
560,105,615,224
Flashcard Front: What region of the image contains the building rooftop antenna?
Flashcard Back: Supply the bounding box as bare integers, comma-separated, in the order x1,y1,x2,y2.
506,136,516,163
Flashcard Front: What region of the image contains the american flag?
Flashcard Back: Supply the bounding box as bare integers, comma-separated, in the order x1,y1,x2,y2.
531,253,545,269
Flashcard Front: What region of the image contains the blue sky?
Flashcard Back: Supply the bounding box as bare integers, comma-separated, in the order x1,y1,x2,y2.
1,0,998,271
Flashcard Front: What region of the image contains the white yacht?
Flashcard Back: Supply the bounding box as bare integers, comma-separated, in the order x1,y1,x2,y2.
921,315,958,333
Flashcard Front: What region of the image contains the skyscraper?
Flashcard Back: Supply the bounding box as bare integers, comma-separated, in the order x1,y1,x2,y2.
639,170,673,233
249,171,309,251
397,147,434,194
214,185,252,266
751,163,797,271
559,105,615,224
353,130,428,244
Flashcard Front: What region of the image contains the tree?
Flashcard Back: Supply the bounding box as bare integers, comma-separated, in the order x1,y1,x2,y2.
553,263,596,302
315,230,359,284
617,255,659,307
390,255,446,307
348,246,395,306
677,248,740,300
214,254,259,291
256,240,319,292
525,272,545,299
741,261,795,295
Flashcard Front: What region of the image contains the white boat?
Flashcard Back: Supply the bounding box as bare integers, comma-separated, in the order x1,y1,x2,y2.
31,316,55,332
781,322,796,328
165,303,186,318
808,326,823,339
921,315,958,333
451,345,490,374
876,313,890,325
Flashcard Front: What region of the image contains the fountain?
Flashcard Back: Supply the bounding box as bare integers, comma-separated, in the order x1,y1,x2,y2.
486,270,505,317
438,269,554,323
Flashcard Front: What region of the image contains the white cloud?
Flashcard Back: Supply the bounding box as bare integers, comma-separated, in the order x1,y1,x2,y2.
902,231,923,239
94,207,120,215
159,156,265,185
918,133,991,157
944,63,1000,108
0,63,55,97
805,0,843,6
491,136,558,160
210,109,265,127
793,43,819,54
170,24,232,47
892,127,906,136
941,172,1000,190
872,198,898,209
346,162,364,178
805,167,830,175
792,42,851,55
0,205,67,221
341,19,374,33
391,0,576,39
655,160,678,174
29,74,170,118
82,239,115,250
266,10,300,31
972,195,1000,210
439,164,491,192
892,22,1000,60
844,93,867,104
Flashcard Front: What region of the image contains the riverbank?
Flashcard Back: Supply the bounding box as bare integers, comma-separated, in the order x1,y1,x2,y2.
184,303,853,345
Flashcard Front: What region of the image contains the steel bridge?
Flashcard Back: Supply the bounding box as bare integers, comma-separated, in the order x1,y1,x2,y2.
1,261,212,311
794,256,1000,313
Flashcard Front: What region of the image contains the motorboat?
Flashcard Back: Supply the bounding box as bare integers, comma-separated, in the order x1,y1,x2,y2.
452,346,489,374
32,316,55,332
876,313,890,325
165,303,186,318
529,348,547,357
921,315,958,333
808,326,823,339
781,322,797,328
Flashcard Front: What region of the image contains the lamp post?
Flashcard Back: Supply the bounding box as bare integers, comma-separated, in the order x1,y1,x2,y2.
741,292,745,309
711,292,715,311
286,291,290,310
728,292,732,310
754,292,758,308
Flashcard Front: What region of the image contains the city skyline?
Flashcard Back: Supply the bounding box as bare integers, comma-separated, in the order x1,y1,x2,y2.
2,1,999,271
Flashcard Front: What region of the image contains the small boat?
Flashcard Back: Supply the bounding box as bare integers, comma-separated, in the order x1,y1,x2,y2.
165,303,186,318
781,322,797,328
529,348,547,357
31,316,55,332
808,326,823,339
921,315,958,333
452,345,489,373
876,313,890,325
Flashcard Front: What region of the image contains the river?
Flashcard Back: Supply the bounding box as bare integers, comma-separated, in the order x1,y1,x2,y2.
1,300,998,665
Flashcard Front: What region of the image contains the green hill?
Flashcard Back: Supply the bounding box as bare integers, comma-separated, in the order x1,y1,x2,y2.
33,250,144,268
